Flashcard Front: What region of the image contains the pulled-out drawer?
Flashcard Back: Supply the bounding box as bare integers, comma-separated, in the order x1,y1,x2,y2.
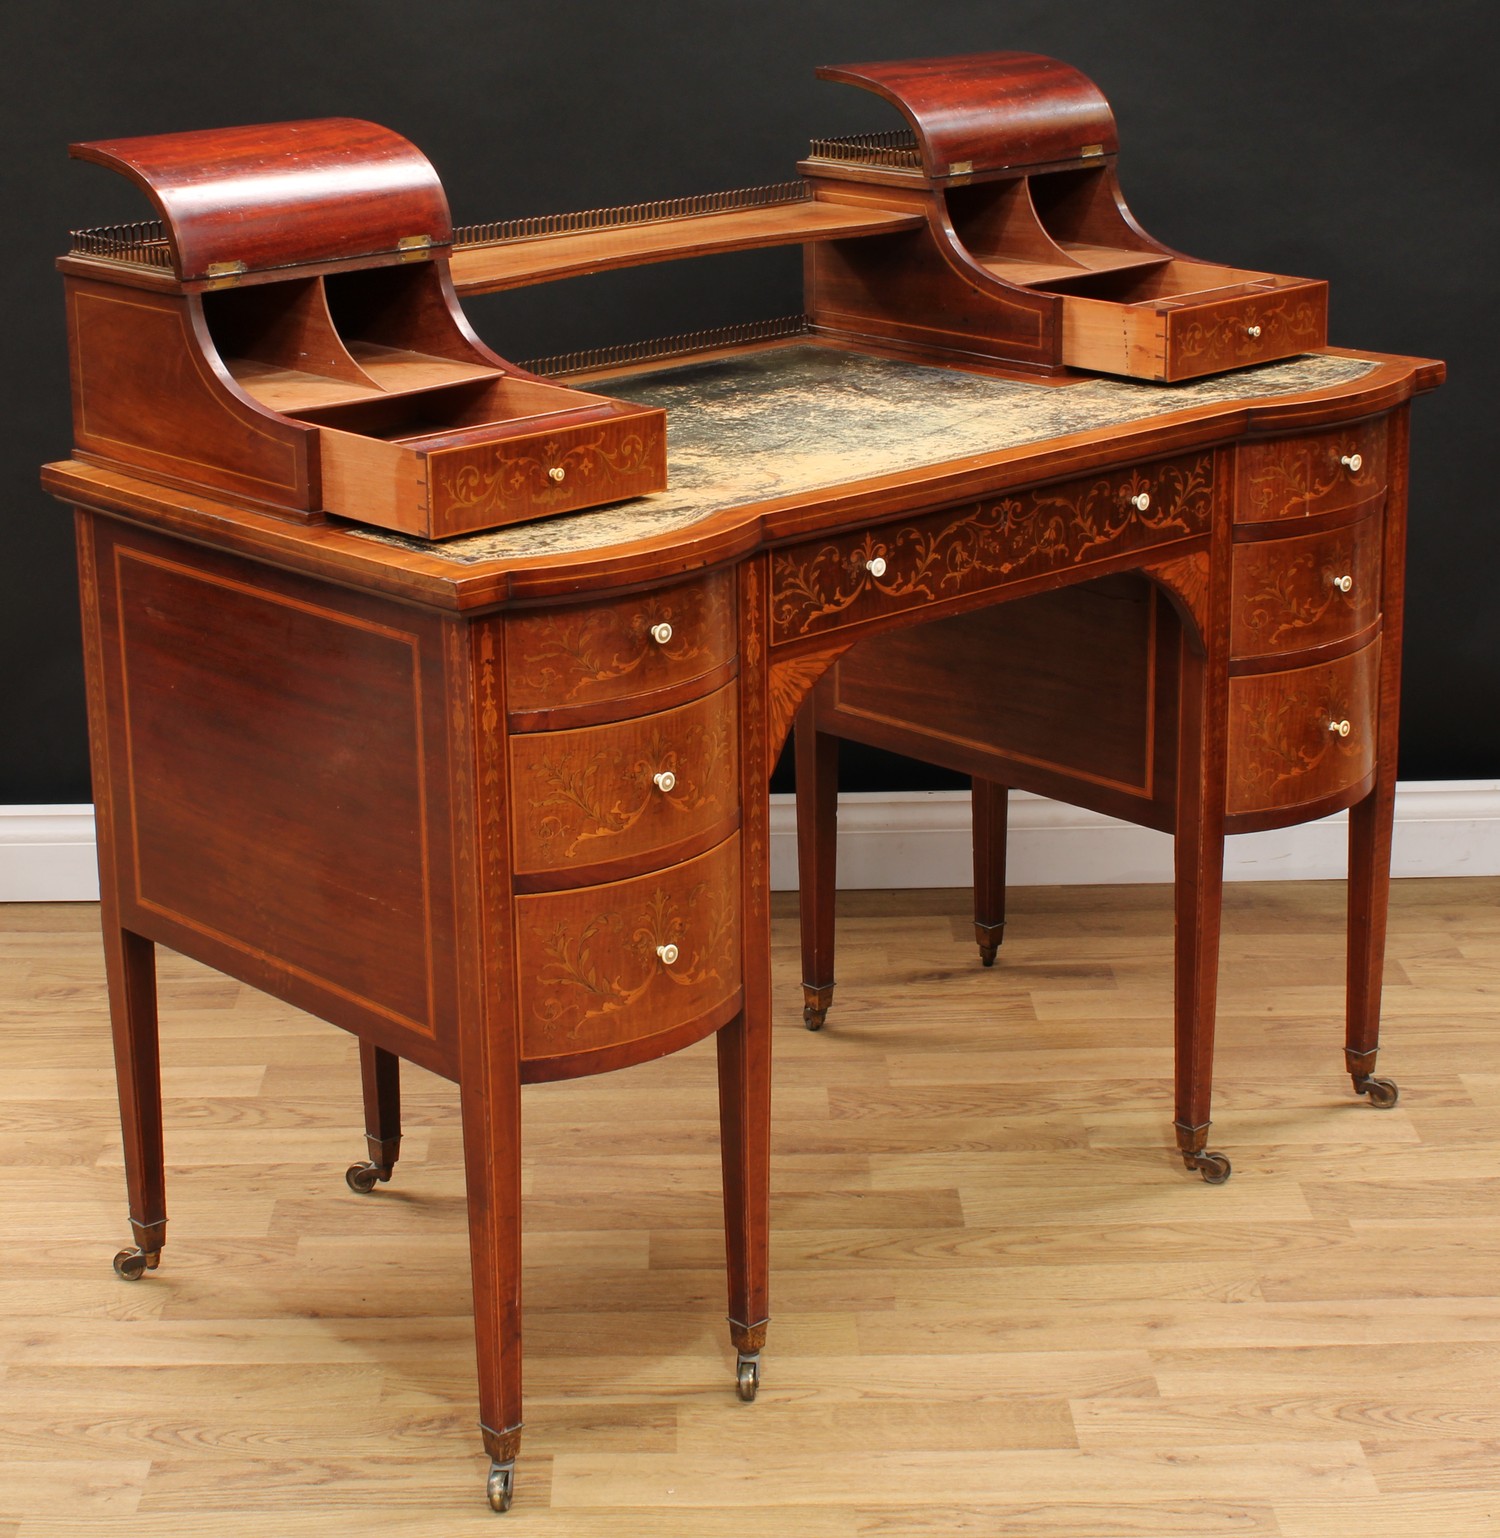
1236,421,1388,525
1226,640,1378,817
1230,516,1381,658
505,569,737,725
510,683,739,881
516,835,741,1070
1055,262,1326,383
300,375,666,538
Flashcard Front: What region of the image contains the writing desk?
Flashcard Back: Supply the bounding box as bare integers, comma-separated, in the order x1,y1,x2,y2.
45,337,1438,1508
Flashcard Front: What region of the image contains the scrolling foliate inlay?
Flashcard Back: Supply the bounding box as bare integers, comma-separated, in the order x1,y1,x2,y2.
1240,427,1387,521
770,454,1214,642
508,573,735,709
526,706,736,862
530,866,739,1036
1239,551,1343,649
473,619,507,893
1172,295,1324,374
435,426,661,522
739,559,769,912
1239,686,1350,794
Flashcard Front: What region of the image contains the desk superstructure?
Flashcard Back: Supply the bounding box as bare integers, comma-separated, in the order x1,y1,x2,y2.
44,53,1440,1513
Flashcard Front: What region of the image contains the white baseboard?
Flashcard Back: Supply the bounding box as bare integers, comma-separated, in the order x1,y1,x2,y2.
0,806,101,902
4,784,1499,902
766,779,1500,891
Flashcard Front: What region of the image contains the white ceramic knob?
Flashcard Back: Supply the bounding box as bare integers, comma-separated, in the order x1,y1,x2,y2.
649,622,673,645
653,770,676,793
656,943,680,966
548,466,566,483
1246,324,1262,339
1341,453,1363,473
1329,719,1352,738
1129,491,1151,512
1332,574,1353,593
865,556,887,578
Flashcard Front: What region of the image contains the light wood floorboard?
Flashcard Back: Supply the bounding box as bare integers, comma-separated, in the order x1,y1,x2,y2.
3,878,1499,1533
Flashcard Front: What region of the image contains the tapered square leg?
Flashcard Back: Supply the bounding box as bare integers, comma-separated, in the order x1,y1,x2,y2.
347,1040,403,1193
1345,775,1399,1108
1172,645,1231,1185
718,1007,771,1401
1345,409,1409,1112
103,925,167,1278
458,1054,523,1509
795,702,840,1031
972,779,1009,966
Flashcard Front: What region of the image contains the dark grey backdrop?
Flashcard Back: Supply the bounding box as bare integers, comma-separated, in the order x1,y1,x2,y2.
5,0,1494,801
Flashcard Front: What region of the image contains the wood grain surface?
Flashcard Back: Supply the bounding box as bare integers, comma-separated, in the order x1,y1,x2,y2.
4,876,1498,1532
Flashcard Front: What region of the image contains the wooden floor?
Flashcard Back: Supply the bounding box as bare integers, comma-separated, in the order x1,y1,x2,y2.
4,877,1500,1535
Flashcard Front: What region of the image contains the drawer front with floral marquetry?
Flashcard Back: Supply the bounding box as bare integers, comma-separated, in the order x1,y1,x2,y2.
505,570,736,723
1236,422,1388,524
516,835,741,1067
1160,282,1327,382
770,453,1214,644
1226,641,1379,816
509,682,739,880
1230,516,1381,659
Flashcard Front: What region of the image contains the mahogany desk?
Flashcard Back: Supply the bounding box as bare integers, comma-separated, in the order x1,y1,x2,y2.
44,338,1439,1508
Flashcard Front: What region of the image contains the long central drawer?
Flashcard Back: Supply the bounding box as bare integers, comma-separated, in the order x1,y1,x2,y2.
770,453,1214,644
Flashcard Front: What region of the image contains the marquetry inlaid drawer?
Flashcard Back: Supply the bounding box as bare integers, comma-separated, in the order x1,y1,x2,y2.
1230,516,1381,658
505,569,736,725
770,453,1215,644
515,834,741,1070
1226,640,1379,817
1235,421,1388,524
509,682,739,881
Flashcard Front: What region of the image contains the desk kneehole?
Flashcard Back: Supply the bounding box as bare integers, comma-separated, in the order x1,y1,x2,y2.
1225,639,1379,818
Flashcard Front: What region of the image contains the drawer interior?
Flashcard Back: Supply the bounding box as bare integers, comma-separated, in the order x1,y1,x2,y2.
287,374,629,447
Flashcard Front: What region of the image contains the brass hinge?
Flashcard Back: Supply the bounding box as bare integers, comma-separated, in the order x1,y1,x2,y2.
204,259,247,289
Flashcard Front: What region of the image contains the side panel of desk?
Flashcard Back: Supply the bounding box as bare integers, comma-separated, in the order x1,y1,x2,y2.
77,510,468,1077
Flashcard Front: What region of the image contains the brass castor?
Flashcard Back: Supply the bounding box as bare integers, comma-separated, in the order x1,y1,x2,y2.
736,1351,760,1402
978,944,998,969
1182,1150,1232,1185
1354,1074,1399,1108
112,1247,160,1280
345,1161,391,1194
803,1005,826,1032
486,1459,514,1513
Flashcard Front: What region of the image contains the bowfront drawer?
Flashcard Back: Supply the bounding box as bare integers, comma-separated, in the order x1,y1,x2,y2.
516,834,741,1069
506,570,736,724
1236,421,1387,524
770,453,1215,644
1230,516,1381,658
1226,640,1379,816
510,682,739,880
